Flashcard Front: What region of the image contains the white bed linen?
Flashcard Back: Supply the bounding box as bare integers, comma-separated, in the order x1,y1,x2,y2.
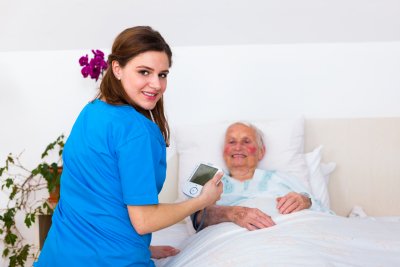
151,223,190,266
158,211,400,267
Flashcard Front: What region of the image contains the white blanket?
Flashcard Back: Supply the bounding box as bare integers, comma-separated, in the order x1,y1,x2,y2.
161,211,400,267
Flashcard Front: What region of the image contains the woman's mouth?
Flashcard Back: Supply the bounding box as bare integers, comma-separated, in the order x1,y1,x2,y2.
232,153,246,158
143,91,157,97
142,91,159,101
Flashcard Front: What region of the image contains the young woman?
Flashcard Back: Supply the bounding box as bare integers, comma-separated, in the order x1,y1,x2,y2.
35,26,223,267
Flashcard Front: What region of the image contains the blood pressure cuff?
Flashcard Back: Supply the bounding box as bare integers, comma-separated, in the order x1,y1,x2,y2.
191,208,207,232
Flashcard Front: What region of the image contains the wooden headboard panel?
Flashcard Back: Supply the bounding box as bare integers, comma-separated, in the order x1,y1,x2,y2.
305,118,400,216
159,118,400,217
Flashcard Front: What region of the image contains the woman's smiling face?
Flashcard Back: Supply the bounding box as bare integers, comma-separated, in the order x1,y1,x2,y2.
112,51,170,110
223,123,265,174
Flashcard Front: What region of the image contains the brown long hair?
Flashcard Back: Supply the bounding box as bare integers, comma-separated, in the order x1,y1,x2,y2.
98,26,172,145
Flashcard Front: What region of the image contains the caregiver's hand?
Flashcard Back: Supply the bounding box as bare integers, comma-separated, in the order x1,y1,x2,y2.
198,171,224,207
229,206,275,231
276,192,311,214
150,245,180,259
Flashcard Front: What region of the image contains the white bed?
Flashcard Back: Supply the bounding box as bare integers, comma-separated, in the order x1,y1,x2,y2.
151,117,400,266
159,212,400,267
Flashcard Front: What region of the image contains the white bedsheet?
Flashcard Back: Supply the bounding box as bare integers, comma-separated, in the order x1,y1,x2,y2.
158,211,400,267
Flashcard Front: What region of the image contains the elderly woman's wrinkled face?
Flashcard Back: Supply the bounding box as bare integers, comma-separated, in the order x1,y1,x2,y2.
223,124,265,172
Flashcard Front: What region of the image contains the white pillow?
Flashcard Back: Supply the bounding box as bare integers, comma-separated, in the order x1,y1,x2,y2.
320,162,336,184
305,146,336,209
173,117,310,201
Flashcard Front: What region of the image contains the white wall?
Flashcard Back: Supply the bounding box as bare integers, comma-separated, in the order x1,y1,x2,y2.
2,41,399,167
166,42,400,127
2,0,400,51
0,41,400,265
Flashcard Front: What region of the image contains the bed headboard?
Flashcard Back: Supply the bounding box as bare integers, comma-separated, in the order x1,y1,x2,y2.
159,117,400,217
304,117,400,216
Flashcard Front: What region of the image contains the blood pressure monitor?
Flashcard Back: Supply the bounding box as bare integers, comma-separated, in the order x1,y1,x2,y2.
182,163,221,198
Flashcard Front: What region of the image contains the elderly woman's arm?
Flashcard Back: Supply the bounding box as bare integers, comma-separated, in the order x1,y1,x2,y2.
193,205,275,231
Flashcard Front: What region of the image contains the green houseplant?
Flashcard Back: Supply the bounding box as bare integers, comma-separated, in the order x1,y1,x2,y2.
0,134,65,267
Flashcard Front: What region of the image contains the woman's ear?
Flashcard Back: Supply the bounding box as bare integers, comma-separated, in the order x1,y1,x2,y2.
258,145,266,161
112,60,122,80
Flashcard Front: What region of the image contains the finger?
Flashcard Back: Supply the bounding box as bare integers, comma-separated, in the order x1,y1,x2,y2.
167,248,180,256
255,210,275,222
211,171,224,184
279,198,295,214
150,245,179,259
276,196,289,211
276,195,290,209
281,201,298,214
163,246,180,256
257,215,276,227
276,196,285,209
255,219,275,228
248,216,275,229
252,211,276,228
249,219,267,229
246,223,259,231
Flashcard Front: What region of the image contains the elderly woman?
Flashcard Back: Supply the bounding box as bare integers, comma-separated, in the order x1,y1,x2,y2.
192,122,328,231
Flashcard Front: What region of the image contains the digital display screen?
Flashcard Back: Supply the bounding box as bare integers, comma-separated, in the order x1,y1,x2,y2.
190,164,218,186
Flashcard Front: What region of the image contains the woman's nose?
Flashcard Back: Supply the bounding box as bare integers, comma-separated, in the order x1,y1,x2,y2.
233,143,243,150
149,75,161,90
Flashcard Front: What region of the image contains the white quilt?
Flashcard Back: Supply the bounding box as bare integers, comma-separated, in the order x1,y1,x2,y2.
160,211,400,267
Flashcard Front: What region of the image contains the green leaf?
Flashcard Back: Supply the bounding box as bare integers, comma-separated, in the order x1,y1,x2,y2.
24,214,32,228
9,254,17,267
0,166,5,176
5,178,13,188
16,244,30,266
31,168,39,176
2,247,9,257
41,143,55,159
30,213,36,223
9,186,18,200
3,208,16,229
6,155,14,165
5,232,17,245
41,134,64,159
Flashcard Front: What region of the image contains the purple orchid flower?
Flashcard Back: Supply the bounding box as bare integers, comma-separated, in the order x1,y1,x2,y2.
79,49,108,81
79,55,89,66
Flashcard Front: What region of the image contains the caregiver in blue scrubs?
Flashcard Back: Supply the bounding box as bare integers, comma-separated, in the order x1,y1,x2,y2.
35,26,223,267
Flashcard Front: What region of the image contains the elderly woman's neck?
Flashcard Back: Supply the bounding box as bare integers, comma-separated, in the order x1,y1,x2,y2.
229,167,257,181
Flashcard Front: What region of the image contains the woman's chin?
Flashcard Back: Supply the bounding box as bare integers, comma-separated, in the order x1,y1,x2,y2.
137,102,157,111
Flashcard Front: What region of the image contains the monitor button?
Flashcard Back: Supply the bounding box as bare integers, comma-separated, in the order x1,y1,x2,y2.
190,187,198,195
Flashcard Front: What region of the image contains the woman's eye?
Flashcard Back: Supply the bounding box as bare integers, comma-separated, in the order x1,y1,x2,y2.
159,73,168,79
138,70,150,76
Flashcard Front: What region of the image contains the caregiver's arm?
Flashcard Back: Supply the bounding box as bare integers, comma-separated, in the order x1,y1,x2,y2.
194,205,275,231
128,172,223,235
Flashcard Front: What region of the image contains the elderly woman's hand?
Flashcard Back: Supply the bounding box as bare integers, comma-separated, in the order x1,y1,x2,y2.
276,192,311,214
229,206,275,231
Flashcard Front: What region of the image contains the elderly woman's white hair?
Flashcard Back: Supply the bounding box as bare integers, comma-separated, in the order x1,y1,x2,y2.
226,121,265,149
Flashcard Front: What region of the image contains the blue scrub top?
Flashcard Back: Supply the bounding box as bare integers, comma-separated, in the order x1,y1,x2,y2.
35,99,166,267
